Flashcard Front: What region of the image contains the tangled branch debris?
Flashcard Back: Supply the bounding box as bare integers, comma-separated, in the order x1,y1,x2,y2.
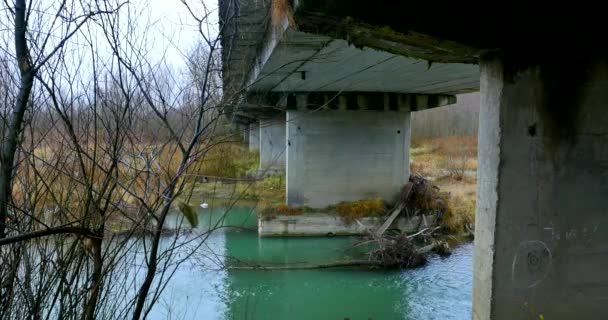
359,174,453,268
232,175,459,271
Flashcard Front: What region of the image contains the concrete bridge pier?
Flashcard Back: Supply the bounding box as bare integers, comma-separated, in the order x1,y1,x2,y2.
259,114,286,172
235,122,249,144
249,121,260,152
473,53,608,319
283,92,424,208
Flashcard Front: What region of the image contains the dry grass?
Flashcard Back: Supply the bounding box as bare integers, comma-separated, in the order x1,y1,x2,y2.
404,177,448,214
259,203,303,217
185,174,286,210
410,136,478,234
334,198,385,223
410,153,443,177
435,178,476,233
193,143,258,178
442,195,476,234
410,135,477,181
257,197,386,223
155,142,258,180
435,176,477,199
13,139,260,232
236,175,285,202
437,136,477,181
432,136,477,154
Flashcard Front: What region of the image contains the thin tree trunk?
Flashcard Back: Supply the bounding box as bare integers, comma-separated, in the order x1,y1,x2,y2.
132,189,175,320
0,0,34,238
83,237,103,320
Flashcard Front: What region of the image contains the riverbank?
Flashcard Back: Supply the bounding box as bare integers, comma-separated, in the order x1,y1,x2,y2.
410,136,477,234
171,136,477,240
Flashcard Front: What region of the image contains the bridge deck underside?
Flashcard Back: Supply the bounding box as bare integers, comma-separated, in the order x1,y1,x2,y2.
250,30,480,95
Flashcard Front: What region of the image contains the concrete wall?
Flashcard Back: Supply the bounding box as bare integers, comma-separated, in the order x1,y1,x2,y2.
473,54,608,319
235,123,250,144
411,92,480,139
259,114,286,171
259,213,437,237
286,110,410,208
249,121,260,151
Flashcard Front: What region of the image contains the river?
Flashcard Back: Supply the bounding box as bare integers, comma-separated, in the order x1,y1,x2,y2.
148,206,473,319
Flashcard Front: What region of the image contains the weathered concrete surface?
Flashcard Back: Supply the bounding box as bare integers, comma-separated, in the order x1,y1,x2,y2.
292,1,602,63
218,0,271,96
259,213,437,237
237,91,458,120
293,1,481,64
245,91,456,113
235,122,249,144
259,114,286,171
249,121,260,151
473,53,608,320
287,110,410,208
251,31,480,95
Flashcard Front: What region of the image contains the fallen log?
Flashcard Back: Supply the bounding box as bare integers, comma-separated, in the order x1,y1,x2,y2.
375,182,414,237
227,242,441,271
375,203,405,237
406,226,441,240
227,260,381,271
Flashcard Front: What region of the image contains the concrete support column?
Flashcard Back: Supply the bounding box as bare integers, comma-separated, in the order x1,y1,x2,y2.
249,121,260,151
235,123,249,144
286,110,410,208
473,53,608,319
259,114,286,171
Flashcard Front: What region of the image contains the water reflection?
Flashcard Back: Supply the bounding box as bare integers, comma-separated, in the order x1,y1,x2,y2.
148,207,472,320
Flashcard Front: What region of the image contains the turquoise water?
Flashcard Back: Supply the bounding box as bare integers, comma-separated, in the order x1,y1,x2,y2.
151,207,473,319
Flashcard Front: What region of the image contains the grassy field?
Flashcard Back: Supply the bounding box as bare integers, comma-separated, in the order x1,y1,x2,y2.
180,136,478,233
183,174,285,205
410,136,478,233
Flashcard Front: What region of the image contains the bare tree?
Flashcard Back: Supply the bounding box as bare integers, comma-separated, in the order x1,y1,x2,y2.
0,0,245,318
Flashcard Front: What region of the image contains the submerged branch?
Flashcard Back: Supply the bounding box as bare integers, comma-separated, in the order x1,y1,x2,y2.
228,260,383,271
0,227,96,246
228,242,440,271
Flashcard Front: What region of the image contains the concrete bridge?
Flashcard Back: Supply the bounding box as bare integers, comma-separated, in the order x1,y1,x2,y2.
219,1,608,319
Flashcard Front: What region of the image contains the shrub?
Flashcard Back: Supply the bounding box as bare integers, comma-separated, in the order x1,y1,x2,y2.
236,175,285,202
410,136,478,181
190,143,258,178
401,175,475,235
441,194,476,234
259,203,303,217
334,198,385,223
405,179,449,214
435,136,477,181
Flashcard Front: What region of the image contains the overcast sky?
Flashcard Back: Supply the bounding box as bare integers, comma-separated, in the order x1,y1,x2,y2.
136,0,219,69
0,0,219,73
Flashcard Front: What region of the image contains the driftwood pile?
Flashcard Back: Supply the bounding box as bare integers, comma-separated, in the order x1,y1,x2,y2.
228,175,451,271
368,234,426,268
227,227,445,271
359,174,450,268
401,174,448,220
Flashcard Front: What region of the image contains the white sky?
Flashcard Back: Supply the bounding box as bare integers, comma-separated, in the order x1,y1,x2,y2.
143,0,219,68
0,0,221,108
0,0,219,73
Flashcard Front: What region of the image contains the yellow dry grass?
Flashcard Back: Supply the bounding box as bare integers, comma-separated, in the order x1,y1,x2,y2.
410,136,478,234
259,203,303,217
436,179,476,233
410,135,478,181
12,138,260,231
334,198,385,223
